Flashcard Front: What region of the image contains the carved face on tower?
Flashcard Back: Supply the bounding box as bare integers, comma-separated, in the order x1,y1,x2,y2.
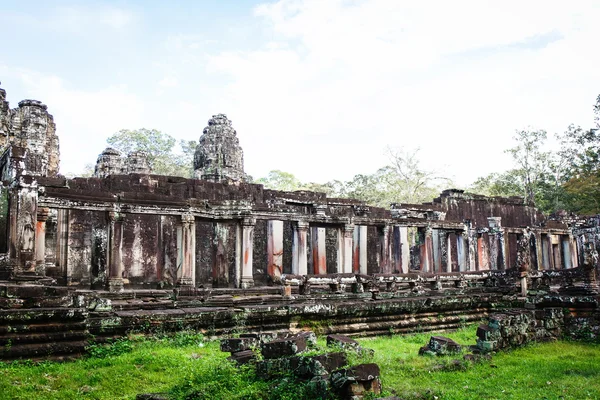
193,114,245,183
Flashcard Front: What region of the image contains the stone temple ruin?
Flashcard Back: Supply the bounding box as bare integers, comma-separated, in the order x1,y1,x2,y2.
0,82,598,363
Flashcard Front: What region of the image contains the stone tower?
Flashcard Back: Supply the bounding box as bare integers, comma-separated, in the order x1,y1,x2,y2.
9,99,60,177
125,151,151,175
194,114,245,183
94,147,125,177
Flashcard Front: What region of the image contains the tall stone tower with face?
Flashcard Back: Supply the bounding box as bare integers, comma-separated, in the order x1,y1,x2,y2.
194,114,245,183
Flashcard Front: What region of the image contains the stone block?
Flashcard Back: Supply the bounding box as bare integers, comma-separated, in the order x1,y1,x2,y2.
476,325,498,341
428,336,462,355
220,337,257,353
331,363,382,398
239,332,279,343
261,335,307,359
476,339,497,352
295,331,317,347
227,350,257,365
488,313,509,330
327,334,361,350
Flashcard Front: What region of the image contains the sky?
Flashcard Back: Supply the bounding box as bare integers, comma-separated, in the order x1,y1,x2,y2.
1,0,600,187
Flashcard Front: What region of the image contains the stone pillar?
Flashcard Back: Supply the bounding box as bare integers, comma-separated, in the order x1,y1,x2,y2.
240,217,255,288
353,225,368,275
338,224,354,274
465,222,476,272
10,183,38,273
35,207,49,275
534,231,544,271
446,232,453,272
56,209,69,280
457,233,467,272
562,236,571,269
516,229,531,297
378,225,389,273
432,229,441,273
388,226,401,273
267,220,284,279
487,217,506,271
311,227,327,275
107,211,125,292
400,226,410,273
292,221,309,275
569,235,578,269
177,214,196,287
477,234,491,271
422,227,434,273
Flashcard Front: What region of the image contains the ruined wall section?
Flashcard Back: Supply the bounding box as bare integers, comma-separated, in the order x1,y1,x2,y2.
435,189,545,228
94,148,151,178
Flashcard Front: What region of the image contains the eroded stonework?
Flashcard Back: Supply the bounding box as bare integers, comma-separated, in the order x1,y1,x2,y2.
193,114,245,183
94,147,152,177
0,85,60,176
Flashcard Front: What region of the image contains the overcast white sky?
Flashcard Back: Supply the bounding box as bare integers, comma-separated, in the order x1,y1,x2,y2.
2,0,600,186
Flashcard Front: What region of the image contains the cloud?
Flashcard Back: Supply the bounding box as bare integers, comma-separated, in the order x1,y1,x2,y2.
202,0,600,185
158,76,179,88
2,66,144,175
0,5,136,34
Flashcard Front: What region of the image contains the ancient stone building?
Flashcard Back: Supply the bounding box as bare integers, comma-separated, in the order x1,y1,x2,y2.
0,82,599,361
0,83,588,290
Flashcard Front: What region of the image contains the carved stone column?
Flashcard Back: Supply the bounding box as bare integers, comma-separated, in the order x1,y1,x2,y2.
292,221,309,275
336,223,355,274
311,226,327,275
10,183,38,273
107,211,125,293
399,226,409,273
517,229,531,296
378,225,389,273
352,225,368,274
421,227,434,273
487,217,506,271
240,217,255,288
267,220,284,280
177,213,196,287
35,207,49,275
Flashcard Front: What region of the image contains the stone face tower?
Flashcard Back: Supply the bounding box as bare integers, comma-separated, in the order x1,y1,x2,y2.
194,114,245,183
6,98,60,177
94,147,125,177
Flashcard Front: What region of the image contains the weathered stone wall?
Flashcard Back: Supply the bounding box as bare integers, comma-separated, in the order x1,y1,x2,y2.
434,189,545,228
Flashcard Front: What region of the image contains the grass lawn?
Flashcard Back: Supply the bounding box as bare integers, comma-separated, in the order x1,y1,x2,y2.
0,326,598,400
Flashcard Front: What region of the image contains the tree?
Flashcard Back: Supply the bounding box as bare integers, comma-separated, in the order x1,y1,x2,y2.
385,147,453,204
256,170,303,192
106,129,197,178
469,171,523,198
504,129,550,206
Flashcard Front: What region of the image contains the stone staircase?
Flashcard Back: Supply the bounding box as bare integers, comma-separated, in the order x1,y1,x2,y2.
0,307,89,361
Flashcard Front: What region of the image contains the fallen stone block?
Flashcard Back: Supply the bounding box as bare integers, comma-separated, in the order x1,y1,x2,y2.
327,334,361,350
220,337,257,353
261,335,307,359
476,325,498,341
428,336,462,355
239,332,279,343
331,363,382,399
227,349,257,365
295,331,317,347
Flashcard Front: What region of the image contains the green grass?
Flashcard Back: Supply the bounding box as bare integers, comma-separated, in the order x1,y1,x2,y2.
357,327,600,400
0,327,598,400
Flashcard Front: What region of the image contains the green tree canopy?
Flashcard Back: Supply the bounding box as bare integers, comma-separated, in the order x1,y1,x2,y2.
106,129,196,178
